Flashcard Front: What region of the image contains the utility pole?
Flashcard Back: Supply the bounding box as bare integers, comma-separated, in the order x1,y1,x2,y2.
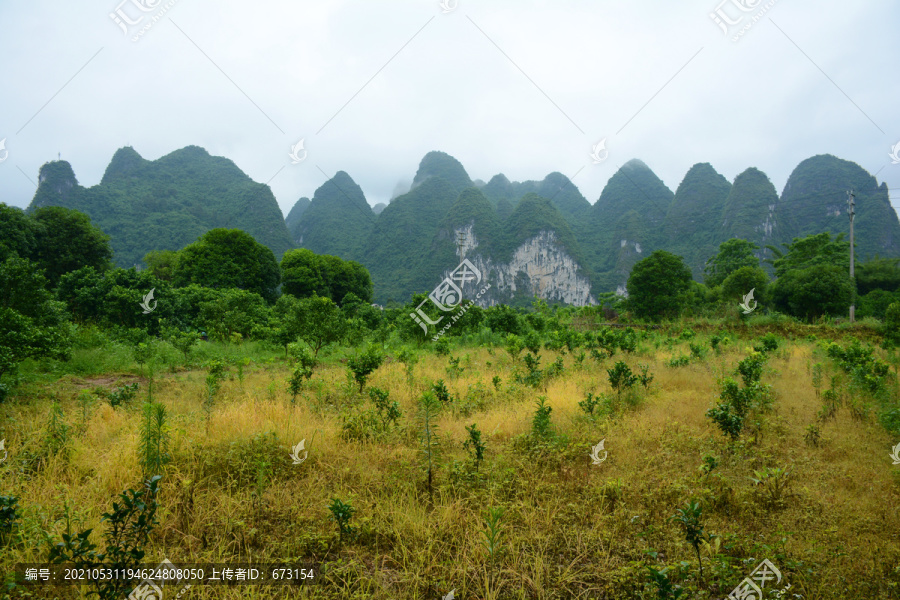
848,190,856,323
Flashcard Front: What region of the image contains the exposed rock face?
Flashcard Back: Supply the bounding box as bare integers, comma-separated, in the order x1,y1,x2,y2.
437,226,595,306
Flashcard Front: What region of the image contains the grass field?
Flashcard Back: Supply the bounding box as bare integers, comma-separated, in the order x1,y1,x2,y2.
2,326,900,599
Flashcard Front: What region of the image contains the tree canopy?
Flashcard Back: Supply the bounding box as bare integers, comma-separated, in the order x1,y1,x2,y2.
173,228,280,303
280,248,373,304
626,250,693,321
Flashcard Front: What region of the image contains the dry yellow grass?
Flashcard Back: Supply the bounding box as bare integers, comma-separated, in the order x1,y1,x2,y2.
2,337,900,599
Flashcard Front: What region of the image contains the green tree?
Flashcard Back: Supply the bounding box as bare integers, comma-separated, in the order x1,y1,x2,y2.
296,295,347,357
626,251,693,321
142,250,179,282
31,206,113,287
768,232,849,278
0,258,72,386
767,233,854,320
721,266,769,307
173,228,280,303
770,264,854,321
0,203,40,262
704,238,760,287
856,256,900,296
197,288,270,342
280,248,373,303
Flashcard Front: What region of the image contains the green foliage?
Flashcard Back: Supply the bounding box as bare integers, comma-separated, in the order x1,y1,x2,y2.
347,344,384,393
645,566,685,600
505,333,524,361
0,257,73,382
291,171,375,261
197,287,270,342
722,265,769,306
666,354,691,368
138,402,170,479
29,205,113,287
669,500,712,583
753,333,779,354
579,392,602,417
0,495,20,542
884,302,900,346
295,295,347,357
804,423,821,447
368,387,401,429
165,327,200,362
287,342,317,402
607,361,638,398
518,352,543,388
142,249,178,281
704,238,760,287
30,148,293,269
464,423,486,468
327,497,356,545
706,397,744,441
173,228,281,303
431,379,456,404
280,247,373,303
480,506,506,564
48,476,162,600
749,467,794,509
434,336,451,356
107,382,139,408
736,352,766,387
626,251,693,321
638,364,654,388
417,391,443,504
204,359,227,433
530,396,554,441
485,305,524,336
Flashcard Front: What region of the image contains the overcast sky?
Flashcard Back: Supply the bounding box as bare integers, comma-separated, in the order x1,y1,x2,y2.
1,1,898,218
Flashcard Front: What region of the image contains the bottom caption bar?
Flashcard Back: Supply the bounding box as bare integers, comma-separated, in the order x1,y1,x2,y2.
13,560,321,588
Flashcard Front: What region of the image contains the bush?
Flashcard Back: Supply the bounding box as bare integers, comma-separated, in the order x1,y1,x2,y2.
347,344,384,393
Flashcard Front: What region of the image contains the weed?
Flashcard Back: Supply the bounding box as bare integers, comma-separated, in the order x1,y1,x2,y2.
689,342,706,360
749,466,793,509
698,454,719,477
803,423,821,447
417,391,443,504
638,364,654,389
446,356,464,378
107,382,139,408
645,565,684,600
531,396,554,442
327,497,356,546
492,375,501,391
204,359,227,434
45,401,69,459
666,355,691,368
464,423,486,469
397,348,419,387
0,495,19,543
138,401,170,480
669,500,713,584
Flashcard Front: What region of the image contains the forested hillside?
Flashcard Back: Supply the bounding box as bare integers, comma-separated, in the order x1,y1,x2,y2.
287,151,900,304
28,146,294,267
